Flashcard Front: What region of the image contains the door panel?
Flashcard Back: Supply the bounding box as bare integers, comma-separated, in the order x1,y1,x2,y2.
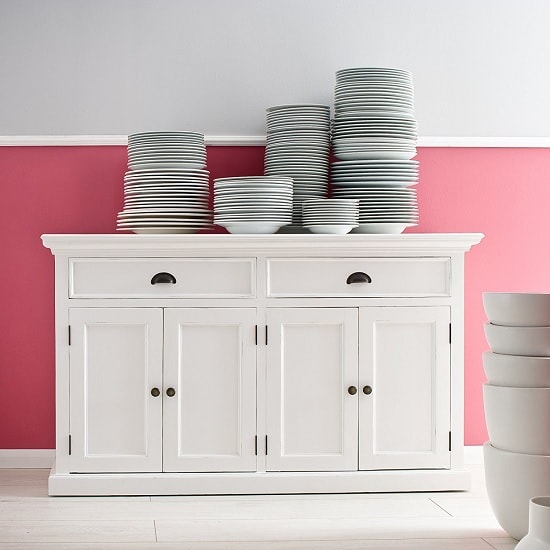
266,308,358,472
163,308,257,472
359,307,451,470
69,308,163,473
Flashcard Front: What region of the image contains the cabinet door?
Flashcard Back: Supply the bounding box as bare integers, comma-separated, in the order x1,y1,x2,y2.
163,308,257,472
358,307,451,470
69,308,163,473
266,308,358,472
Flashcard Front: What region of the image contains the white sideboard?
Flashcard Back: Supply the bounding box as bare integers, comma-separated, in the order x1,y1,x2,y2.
42,233,483,496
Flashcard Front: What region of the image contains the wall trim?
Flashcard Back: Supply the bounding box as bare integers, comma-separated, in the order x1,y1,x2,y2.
0,449,55,469
2,135,550,148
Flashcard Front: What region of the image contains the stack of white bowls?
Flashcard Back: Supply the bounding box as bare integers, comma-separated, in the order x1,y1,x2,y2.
117,131,212,234
213,175,293,234
301,198,359,234
264,104,331,229
482,292,550,540
330,68,419,234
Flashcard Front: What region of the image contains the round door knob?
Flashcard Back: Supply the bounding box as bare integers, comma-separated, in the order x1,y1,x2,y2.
166,387,176,397
363,385,373,395
150,387,160,397
348,386,358,395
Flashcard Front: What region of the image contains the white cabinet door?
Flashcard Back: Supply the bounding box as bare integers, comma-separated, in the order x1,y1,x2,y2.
358,307,451,470
163,308,257,472
69,308,163,473
266,308,358,472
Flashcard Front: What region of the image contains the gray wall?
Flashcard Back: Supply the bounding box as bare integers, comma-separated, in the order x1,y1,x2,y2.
1,0,549,137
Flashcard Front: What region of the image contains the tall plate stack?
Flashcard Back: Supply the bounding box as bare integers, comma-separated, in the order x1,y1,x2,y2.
264,104,330,229
331,67,419,233
116,131,212,234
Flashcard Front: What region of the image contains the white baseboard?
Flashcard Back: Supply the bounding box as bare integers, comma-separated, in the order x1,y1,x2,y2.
0,449,55,469
464,445,484,465
1,447,483,469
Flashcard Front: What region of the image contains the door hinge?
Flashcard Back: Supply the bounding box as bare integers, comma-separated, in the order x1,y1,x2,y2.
254,435,258,456
449,323,452,344
255,325,258,345
265,434,268,455
68,434,72,455
68,325,71,346
448,431,452,451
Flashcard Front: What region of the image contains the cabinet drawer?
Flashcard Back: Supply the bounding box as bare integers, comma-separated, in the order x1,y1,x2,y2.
267,257,450,297
69,258,255,298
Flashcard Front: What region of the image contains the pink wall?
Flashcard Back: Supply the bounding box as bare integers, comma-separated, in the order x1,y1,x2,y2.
1,145,549,449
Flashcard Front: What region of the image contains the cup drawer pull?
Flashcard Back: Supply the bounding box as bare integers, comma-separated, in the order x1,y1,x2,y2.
346,272,372,284
151,272,177,285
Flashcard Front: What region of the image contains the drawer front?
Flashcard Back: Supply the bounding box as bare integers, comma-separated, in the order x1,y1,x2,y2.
69,258,255,298
267,257,450,297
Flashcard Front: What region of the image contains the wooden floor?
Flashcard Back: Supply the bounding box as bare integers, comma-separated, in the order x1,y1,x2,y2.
0,464,517,549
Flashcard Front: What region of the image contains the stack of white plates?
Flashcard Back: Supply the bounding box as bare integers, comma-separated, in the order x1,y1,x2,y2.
127,131,206,170
330,68,419,234
116,131,212,234
332,67,417,161
213,176,293,234
331,159,419,187
332,186,419,234
264,104,330,228
302,198,359,234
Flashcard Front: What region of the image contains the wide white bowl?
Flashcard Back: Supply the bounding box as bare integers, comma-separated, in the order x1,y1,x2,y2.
483,384,550,455
484,442,550,540
305,224,356,234
484,323,550,356
483,292,550,327
483,352,550,387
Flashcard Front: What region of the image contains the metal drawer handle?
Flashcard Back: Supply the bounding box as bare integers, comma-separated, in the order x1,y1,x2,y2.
346,272,372,284
151,272,177,285
348,386,358,395
166,387,176,397
363,385,373,395
150,387,161,397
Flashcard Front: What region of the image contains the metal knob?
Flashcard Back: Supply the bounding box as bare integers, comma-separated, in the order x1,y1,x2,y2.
150,387,160,397
346,272,372,284
151,272,177,285
166,387,176,397
363,385,373,395
348,386,357,395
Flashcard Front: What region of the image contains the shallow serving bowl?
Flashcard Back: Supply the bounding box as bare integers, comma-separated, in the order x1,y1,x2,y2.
484,323,550,356
483,292,550,326
483,384,550,455
483,352,550,387
484,442,550,540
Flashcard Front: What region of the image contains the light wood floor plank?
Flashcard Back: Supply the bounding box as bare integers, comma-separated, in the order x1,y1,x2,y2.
0,521,156,544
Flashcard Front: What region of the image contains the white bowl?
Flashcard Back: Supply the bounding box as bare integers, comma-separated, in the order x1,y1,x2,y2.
483,352,550,387
219,222,286,234
483,384,550,455
483,292,550,327
305,224,356,234
484,323,550,356
484,442,550,540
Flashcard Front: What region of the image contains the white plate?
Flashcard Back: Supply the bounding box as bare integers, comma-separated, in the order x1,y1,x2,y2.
124,227,202,234
305,225,357,234
336,151,417,160
218,222,289,234
351,223,415,234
